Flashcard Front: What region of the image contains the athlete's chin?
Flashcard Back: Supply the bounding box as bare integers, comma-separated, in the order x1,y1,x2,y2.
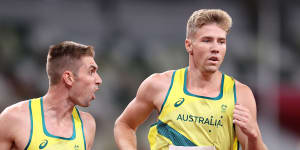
77,100,92,107
203,63,220,72
78,102,90,107
86,99,93,107
205,67,218,73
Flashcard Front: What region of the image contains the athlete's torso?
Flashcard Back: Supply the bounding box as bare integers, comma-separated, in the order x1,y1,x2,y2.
148,68,238,150
24,97,86,150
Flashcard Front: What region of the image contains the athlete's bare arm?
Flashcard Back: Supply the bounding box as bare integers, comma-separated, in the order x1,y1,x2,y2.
234,81,268,150
0,108,15,150
0,101,31,150
79,111,96,150
114,71,173,150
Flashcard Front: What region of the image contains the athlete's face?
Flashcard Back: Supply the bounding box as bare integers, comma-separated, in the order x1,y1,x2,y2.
69,56,102,107
185,23,227,73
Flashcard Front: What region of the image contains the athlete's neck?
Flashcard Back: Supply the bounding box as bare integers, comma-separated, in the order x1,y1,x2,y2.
186,66,222,94
43,85,75,121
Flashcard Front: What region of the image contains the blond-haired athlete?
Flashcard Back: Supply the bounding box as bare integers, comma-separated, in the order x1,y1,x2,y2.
0,41,102,150
114,9,267,150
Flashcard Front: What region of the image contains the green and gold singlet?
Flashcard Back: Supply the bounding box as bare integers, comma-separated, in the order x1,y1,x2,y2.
148,68,238,150
25,97,86,150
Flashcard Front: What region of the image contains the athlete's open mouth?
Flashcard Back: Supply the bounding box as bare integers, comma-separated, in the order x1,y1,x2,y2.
208,56,219,61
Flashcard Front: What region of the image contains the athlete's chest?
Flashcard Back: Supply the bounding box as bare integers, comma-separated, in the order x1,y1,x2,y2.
43,116,74,138
177,98,232,125
162,96,233,121
33,139,82,150
24,98,86,150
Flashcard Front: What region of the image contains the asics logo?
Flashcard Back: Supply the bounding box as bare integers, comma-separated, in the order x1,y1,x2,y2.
174,98,185,107
39,139,48,149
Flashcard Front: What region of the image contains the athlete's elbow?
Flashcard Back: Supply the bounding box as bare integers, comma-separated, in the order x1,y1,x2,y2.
114,116,122,130
114,116,127,132
114,116,136,133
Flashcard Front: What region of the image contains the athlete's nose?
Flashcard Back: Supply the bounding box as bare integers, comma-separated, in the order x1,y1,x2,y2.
95,73,102,87
210,41,220,54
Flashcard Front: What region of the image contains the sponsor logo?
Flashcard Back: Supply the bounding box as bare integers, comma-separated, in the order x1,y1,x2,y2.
39,139,48,149
174,98,185,107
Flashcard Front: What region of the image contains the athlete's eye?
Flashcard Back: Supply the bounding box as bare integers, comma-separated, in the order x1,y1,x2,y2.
219,40,226,44
202,39,210,42
201,37,212,43
89,66,98,75
89,69,94,75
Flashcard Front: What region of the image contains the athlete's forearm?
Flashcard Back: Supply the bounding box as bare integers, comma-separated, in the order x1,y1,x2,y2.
114,121,137,150
246,133,268,150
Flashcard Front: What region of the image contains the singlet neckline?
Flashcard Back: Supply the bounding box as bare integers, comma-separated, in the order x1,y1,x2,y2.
40,97,76,140
183,67,224,100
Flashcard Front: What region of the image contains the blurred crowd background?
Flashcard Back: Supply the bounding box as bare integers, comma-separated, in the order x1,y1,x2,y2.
0,0,300,149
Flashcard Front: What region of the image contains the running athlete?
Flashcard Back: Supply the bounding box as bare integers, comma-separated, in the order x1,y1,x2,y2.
114,9,267,150
0,41,102,150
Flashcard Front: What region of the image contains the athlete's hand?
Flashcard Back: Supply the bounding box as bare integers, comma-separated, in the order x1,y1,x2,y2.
233,104,258,140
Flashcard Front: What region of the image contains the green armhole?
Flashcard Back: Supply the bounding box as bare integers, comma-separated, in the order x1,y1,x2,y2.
159,70,176,114
24,100,33,150
233,82,237,104
233,82,239,150
76,108,87,150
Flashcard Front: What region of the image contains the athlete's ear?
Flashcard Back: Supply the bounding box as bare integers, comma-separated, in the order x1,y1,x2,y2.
185,39,193,55
62,71,74,87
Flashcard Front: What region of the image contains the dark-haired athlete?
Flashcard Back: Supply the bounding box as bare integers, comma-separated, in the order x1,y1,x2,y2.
0,41,102,150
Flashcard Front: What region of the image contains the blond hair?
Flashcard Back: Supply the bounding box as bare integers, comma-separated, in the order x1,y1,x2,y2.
46,41,95,85
186,9,232,39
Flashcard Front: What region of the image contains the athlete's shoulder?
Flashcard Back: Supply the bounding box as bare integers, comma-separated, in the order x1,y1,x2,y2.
135,70,175,103
137,70,174,94
0,100,30,122
234,79,256,107
234,79,253,94
77,110,96,131
144,70,175,88
0,100,30,137
149,70,174,81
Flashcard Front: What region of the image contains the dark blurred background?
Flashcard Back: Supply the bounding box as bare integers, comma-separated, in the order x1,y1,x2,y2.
0,0,300,149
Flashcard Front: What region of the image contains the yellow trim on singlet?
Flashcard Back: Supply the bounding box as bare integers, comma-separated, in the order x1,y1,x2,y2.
25,97,86,150
148,68,238,150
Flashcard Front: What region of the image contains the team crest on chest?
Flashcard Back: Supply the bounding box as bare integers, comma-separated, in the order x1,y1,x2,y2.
221,104,227,113
74,144,79,150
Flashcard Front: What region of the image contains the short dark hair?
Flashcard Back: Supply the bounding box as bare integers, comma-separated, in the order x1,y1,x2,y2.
46,41,95,85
